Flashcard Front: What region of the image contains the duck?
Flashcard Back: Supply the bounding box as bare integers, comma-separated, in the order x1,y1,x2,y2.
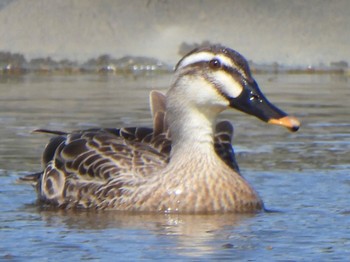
23,45,300,213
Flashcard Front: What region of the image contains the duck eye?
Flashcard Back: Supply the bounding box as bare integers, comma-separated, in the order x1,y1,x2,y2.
208,59,221,69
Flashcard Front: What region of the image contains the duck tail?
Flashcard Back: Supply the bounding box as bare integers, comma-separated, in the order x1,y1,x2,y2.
32,129,68,135
17,171,42,185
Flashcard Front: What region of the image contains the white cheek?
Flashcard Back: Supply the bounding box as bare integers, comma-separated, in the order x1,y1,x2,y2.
213,71,243,98
178,77,228,108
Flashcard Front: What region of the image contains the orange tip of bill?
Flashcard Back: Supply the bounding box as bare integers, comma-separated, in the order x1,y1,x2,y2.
268,116,300,132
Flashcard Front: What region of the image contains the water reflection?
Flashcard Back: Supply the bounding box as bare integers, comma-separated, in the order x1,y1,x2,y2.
35,208,255,257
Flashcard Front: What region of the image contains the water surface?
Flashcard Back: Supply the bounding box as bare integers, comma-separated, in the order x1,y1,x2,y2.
1,73,350,261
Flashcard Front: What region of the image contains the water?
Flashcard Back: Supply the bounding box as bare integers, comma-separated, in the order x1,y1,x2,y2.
0,73,350,261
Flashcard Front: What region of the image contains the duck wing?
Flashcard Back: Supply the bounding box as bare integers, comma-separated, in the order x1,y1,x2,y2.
214,121,240,172
30,127,170,208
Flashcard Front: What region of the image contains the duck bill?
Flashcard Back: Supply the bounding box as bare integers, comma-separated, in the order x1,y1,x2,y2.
229,81,300,132
268,116,300,132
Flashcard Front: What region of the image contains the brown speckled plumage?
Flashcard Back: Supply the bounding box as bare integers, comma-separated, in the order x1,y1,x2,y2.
31,107,253,212
22,45,300,213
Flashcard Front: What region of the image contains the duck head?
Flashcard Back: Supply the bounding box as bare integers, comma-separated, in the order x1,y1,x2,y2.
172,45,300,132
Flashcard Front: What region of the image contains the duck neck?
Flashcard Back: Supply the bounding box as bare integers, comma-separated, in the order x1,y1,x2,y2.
165,78,223,160
169,106,216,157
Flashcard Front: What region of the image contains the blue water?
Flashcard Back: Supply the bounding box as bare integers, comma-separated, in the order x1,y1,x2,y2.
1,73,350,261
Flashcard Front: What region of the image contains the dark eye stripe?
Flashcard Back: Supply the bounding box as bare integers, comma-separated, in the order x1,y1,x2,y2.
177,59,245,80
221,64,247,85
175,58,256,98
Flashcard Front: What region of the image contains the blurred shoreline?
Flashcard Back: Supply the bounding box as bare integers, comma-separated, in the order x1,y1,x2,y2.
0,0,349,71
0,50,348,76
